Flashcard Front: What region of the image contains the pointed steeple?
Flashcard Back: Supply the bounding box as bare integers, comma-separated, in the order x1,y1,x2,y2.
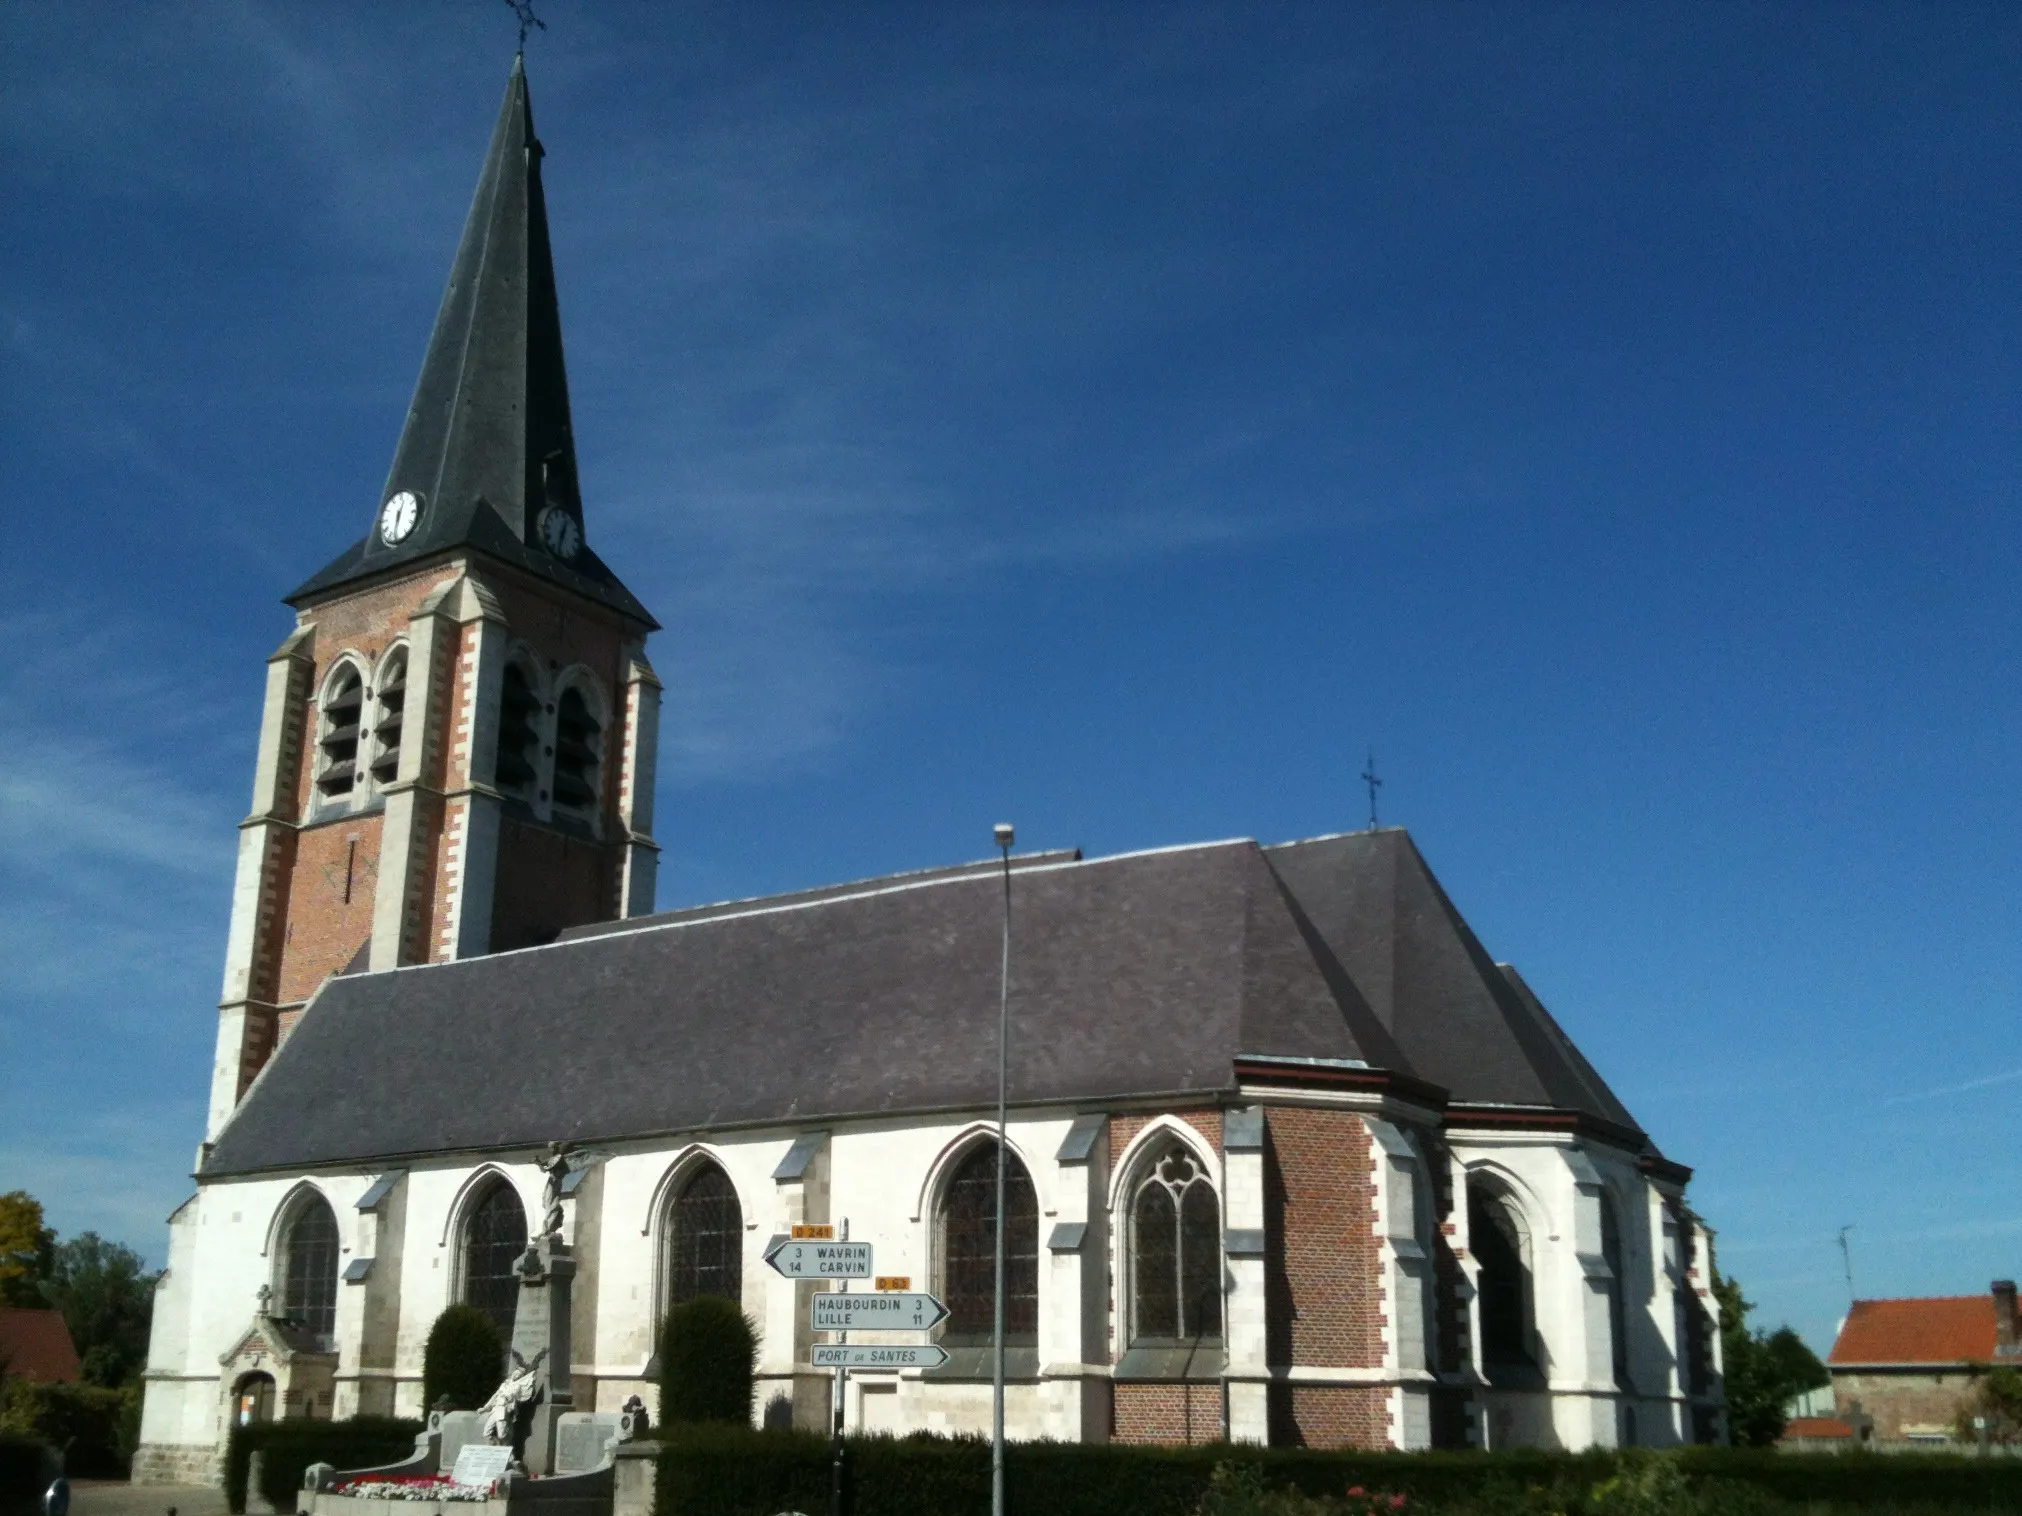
290,59,654,627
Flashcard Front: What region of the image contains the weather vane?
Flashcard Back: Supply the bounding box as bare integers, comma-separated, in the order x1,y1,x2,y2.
502,0,546,51
1360,749,1382,831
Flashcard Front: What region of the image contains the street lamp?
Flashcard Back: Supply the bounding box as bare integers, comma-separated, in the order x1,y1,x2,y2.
991,821,1014,1516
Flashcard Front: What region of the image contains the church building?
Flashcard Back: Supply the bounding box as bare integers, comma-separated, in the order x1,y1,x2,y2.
134,60,1724,1484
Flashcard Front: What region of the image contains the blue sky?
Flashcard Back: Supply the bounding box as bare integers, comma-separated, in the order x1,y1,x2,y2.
3,3,2017,1358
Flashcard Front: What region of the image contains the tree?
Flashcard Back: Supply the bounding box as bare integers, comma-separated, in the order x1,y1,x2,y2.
0,1193,54,1307
1715,1270,1829,1447
656,1297,757,1427
422,1305,506,1411
42,1234,158,1388
1953,1364,2022,1445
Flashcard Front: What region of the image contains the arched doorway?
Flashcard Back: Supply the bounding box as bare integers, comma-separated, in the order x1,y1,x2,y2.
233,1371,275,1427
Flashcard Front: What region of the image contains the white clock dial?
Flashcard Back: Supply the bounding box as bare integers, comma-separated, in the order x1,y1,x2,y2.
539,506,582,560
378,490,421,545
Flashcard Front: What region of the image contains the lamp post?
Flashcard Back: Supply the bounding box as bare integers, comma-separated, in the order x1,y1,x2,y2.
991,821,1014,1516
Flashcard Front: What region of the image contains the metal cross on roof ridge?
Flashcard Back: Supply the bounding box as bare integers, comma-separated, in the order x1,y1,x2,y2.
503,0,546,51
1360,749,1382,831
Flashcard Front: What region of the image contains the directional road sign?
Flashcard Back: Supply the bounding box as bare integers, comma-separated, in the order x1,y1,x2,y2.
810,1291,948,1332
764,1238,873,1279
812,1344,949,1370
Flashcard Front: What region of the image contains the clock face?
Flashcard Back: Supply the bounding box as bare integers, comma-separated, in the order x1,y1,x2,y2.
378,490,421,545
539,506,582,561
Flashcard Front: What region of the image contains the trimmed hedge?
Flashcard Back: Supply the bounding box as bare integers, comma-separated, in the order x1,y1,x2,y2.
656,1297,757,1428
223,1417,421,1514
423,1304,506,1412
0,1432,59,1516
654,1427,2022,1516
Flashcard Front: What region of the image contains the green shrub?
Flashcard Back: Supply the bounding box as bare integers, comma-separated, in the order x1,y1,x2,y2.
0,1431,59,1516
653,1432,2022,1516
656,1297,757,1427
222,1416,420,1515
0,1379,135,1478
421,1303,505,1412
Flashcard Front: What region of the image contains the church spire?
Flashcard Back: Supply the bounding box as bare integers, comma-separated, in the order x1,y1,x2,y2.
290,58,654,627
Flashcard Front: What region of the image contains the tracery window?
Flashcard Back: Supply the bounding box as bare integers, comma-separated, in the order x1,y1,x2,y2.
314,663,366,803
368,648,407,787
666,1164,742,1309
279,1194,339,1352
462,1179,528,1340
495,662,542,801
550,686,602,814
1129,1143,1221,1343
1469,1184,1538,1386
938,1141,1038,1344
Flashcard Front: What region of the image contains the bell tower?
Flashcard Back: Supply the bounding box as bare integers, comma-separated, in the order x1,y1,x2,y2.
206,59,661,1139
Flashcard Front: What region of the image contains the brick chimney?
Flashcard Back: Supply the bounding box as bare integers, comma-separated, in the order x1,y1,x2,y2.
1995,1280,2019,1358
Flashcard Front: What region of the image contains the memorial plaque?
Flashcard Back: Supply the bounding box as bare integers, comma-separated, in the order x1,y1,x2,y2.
449,1444,513,1489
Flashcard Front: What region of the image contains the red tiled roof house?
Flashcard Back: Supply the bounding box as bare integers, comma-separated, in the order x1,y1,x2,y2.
1826,1280,2020,1444
0,1307,82,1385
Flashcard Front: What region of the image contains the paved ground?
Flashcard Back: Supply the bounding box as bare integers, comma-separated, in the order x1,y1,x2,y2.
68,1482,229,1516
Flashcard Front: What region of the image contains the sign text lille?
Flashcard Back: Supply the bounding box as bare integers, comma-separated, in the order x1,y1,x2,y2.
810,1292,949,1332
764,1237,873,1279
811,1344,949,1369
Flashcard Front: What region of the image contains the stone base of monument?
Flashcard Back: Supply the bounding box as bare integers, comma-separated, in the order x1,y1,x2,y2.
297,1405,645,1516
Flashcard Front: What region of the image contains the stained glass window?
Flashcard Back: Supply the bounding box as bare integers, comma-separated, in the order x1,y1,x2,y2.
939,1142,1038,1344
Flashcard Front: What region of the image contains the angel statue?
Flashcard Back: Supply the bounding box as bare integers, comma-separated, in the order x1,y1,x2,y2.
480,1346,548,1448
537,1141,610,1240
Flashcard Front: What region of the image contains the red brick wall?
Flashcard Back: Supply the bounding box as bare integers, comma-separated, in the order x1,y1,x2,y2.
1833,1371,1978,1439
1286,1386,1388,1449
274,815,382,1004
1266,1107,1381,1370
1109,1110,1223,1168
490,818,613,950
1113,1383,1223,1445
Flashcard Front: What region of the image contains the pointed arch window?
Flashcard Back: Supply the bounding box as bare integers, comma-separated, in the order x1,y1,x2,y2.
938,1141,1038,1344
314,664,366,802
1469,1184,1539,1386
495,662,542,801
1129,1143,1221,1343
550,686,602,814
665,1164,742,1309
462,1179,528,1340
279,1193,339,1352
369,648,408,787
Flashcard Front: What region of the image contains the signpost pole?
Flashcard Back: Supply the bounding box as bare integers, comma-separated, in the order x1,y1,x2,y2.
991,822,1014,1516
830,1218,849,1516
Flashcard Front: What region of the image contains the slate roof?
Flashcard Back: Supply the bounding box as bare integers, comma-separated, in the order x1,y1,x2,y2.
0,1307,82,1384
288,59,653,629
203,829,1657,1177
1829,1296,2003,1366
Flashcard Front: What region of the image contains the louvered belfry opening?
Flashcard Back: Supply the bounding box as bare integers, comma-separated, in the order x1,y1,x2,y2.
315,666,365,800
551,688,601,812
369,651,407,786
496,663,541,799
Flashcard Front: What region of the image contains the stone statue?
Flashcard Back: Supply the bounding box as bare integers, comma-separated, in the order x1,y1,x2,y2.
480,1347,548,1448
538,1142,574,1239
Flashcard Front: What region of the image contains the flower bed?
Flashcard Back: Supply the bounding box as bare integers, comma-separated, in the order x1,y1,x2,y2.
332,1475,496,1502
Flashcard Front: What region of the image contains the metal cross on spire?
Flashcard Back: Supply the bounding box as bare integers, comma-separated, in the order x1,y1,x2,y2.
502,0,547,52
1360,749,1383,831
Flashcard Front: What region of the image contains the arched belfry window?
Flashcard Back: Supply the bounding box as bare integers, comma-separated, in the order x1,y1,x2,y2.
462,1179,528,1340
1129,1143,1221,1343
551,686,602,815
665,1164,742,1309
1469,1183,1539,1386
314,664,365,803
369,648,407,787
938,1141,1038,1345
279,1193,339,1352
495,662,542,802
